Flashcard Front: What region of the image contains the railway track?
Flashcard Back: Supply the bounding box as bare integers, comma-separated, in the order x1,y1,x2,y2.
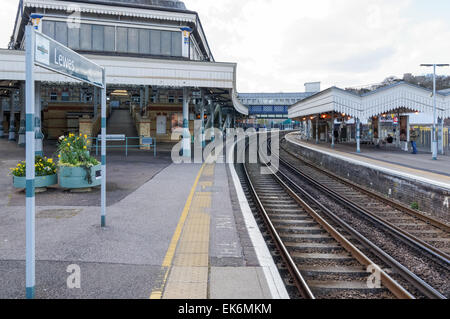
241,145,418,299
238,134,447,299
279,136,450,264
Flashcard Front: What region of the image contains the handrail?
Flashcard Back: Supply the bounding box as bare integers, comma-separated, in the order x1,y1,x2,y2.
88,136,156,157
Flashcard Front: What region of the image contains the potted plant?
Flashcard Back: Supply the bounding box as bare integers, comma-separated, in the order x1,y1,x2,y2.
10,156,58,189
57,133,101,189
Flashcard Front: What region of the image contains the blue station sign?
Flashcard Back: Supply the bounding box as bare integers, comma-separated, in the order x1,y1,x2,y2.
34,30,104,88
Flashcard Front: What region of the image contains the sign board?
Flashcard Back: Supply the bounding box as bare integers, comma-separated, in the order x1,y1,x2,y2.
142,137,154,145
34,31,104,88
99,134,126,141
192,91,202,98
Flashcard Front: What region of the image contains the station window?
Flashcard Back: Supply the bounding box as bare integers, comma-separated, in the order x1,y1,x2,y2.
128,28,139,54
50,92,58,101
151,94,157,103
41,21,182,57
61,91,70,102
55,22,68,47
80,24,92,51
168,96,175,103
178,96,183,103
117,27,128,53
92,25,105,51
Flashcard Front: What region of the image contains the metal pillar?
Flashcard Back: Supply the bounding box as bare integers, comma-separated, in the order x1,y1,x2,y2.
93,87,98,118
182,87,191,157
35,82,43,156
315,116,319,144
9,91,15,141
101,71,107,227
200,98,205,148
139,87,144,116
306,120,311,141
331,112,335,148
25,25,36,299
218,104,223,132
356,118,361,153
404,115,410,152
210,102,215,142
432,65,438,160
0,98,4,138
144,86,150,116
395,114,401,149
438,117,444,155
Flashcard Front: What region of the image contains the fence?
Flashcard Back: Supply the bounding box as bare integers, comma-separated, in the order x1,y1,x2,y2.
88,135,156,157
414,126,449,155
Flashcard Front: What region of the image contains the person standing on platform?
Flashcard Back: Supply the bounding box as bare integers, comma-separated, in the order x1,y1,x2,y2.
410,129,419,154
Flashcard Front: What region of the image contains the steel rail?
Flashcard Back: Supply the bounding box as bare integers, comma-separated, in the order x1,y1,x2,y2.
280,138,450,233
242,160,315,299
268,141,447,299
256,159,415,299
278,143,450,264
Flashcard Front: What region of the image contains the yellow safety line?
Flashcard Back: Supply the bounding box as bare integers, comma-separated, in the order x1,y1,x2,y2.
150,163,207,299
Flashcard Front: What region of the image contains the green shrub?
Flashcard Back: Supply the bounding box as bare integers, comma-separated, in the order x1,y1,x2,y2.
411,202,419,210
57,133,99,167
10,156,57,177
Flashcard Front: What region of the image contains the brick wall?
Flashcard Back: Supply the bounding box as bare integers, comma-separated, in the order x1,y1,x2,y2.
282,139,450,222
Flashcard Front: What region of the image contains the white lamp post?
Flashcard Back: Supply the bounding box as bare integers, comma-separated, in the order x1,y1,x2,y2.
420,64,449,160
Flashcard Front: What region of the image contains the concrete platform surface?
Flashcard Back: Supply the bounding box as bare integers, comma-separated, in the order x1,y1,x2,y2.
0,139,284,299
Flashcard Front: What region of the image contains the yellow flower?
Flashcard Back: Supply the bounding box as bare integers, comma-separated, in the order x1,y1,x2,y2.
67,143,71,146
84,134,87,139
47,158,53,163
83,146,87,150
58,154,61,158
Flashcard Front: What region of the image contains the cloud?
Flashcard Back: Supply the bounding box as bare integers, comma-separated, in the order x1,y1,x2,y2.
0,0,19,49
1,0,449,92
188,0,450,91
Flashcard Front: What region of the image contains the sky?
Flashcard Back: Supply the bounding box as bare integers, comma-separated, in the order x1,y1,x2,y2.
1,0,449,92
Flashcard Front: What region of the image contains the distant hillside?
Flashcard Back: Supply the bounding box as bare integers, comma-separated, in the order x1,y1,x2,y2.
345,74,450,95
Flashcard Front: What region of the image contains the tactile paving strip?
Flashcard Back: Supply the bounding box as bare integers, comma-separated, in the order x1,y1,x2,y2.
162,164,215,299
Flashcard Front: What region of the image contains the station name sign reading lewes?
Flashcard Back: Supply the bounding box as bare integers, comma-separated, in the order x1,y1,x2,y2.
34,30,104,88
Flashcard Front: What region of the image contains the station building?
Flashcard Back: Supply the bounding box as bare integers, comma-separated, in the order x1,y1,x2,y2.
238,82,321,129
289,81,450,155
0,0,248,155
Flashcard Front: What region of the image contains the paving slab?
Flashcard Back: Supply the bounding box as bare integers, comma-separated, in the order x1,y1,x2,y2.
209,267,272,299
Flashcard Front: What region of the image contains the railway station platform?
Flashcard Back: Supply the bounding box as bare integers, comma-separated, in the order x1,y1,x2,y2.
0,138,287,299
284,132,450,223
285,133,450,188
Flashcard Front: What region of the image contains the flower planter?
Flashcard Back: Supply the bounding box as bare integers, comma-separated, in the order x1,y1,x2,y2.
59,164,102,189
13,174,58,189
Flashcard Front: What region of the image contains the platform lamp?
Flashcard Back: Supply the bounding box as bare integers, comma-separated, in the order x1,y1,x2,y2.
420,64,449,160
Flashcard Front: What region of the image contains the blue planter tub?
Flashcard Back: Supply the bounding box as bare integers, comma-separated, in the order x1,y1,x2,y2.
13,174,58,189
59,164,102,189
